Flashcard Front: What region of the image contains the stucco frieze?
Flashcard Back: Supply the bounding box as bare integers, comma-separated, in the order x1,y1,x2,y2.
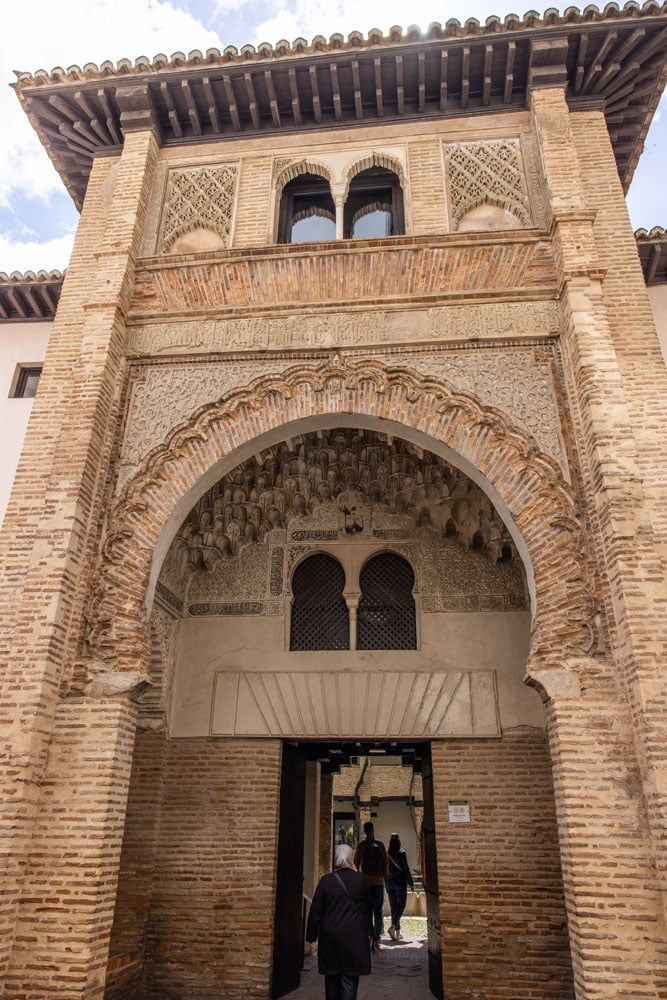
119,342,566,491
127,299,559,357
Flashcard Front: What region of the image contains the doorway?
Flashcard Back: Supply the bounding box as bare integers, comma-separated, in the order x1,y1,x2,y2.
271,740,443,1000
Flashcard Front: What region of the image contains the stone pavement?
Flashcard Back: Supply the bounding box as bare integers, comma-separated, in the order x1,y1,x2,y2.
288,933,431,1000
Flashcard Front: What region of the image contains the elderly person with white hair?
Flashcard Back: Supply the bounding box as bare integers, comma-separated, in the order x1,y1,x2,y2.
305,843,371,1000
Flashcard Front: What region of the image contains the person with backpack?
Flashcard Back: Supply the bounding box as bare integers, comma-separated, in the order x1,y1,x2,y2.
306,843,371,1000
353,821,388,949
385,832,414,940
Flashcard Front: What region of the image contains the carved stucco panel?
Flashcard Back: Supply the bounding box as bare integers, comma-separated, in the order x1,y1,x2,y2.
442,138,532,229
118,359,296,488
157,163,238,253
119,347,566,491
391,348,565,469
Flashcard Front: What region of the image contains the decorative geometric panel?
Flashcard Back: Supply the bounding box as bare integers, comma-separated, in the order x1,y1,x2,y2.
443,139,532,229
158,164,237,253
290,553,349,651
211,669,500,738
358,553,416,650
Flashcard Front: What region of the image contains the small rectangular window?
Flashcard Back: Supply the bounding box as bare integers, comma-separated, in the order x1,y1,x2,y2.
11,366,42,399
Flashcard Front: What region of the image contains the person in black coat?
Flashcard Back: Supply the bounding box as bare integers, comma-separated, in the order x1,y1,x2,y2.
385,832,414,941
306,843,371,1000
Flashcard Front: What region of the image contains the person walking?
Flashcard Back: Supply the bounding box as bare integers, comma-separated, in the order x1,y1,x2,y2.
353,821,388,949
385,833,414,941
306,843,371,1000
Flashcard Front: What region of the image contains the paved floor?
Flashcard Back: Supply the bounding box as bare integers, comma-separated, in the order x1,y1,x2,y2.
288,932,431,1000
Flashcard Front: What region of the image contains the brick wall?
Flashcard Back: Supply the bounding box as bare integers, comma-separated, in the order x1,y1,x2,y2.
106,737,282,1000
432,729,574,1000
6,698,138,999
407,140,448,235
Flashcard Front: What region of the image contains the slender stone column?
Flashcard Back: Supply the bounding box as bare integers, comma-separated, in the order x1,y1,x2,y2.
335,196,345,239
531,84,667,993
0,128,158,991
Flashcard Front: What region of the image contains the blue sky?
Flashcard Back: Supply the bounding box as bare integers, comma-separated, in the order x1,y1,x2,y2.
1,0,664,272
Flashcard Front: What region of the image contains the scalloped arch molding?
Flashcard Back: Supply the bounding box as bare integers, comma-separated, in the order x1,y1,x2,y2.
88,357,592,678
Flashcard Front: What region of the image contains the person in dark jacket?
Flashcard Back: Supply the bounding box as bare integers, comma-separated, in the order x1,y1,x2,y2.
353,821,388,948
385,833,414,941
306,844,371,1000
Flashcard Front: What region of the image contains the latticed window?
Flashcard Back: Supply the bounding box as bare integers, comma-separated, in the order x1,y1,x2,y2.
290,554,349,651
358,553,416,650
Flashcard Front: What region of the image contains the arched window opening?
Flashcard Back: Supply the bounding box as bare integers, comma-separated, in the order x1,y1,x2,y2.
290,553,349,650
344,167,404,239
278,173,336,244
358,552,416,650
472,531,486,552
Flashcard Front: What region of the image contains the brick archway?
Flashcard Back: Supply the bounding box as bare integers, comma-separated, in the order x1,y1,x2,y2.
87,356,591,684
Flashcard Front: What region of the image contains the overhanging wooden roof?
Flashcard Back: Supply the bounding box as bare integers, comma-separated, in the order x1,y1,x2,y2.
0,270,63,321
12,3,667,209
636,226,667,283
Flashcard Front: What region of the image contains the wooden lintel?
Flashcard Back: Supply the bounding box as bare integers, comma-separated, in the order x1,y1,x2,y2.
42,285,58,312
395,54,404,114
612,27,646,64
73,90,111,144
289,67,303,125
592,60,623,94
222,75,241,130
244,73,260,129
48,93,77,123
266,70,282,127
374,57,384,116
202,76,222,132
72,119,101,146
418,51,426,111
97,89,121,143
504,42,515,103
461,46,470,109
582,32,617,92
604,65,651,105
351,58,363,119
160,81,183,137
6,287,27,319
23,287,44,318
647,243,661,283
58,122,96,153
574,34,588,94
329,63,342,121
482,44,493,106
624,26,667,68
181,79,202,135
440,50,448,111
308,65,321,123
595,60,641,101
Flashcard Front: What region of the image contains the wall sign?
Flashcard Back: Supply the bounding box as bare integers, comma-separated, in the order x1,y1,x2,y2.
448,800,471,823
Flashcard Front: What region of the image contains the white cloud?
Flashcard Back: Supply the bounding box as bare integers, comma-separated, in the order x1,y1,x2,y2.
0,0,222,211
0,232,74,274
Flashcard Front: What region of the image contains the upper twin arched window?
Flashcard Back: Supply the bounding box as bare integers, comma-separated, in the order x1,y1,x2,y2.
278,167,404,244
289,551,416,651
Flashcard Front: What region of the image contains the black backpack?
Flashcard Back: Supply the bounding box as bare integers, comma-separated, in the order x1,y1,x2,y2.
361,841,385,877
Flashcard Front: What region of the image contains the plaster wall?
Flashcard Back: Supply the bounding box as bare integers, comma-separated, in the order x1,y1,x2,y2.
171,609,536,737
0,320,50,528
647,284,667,366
